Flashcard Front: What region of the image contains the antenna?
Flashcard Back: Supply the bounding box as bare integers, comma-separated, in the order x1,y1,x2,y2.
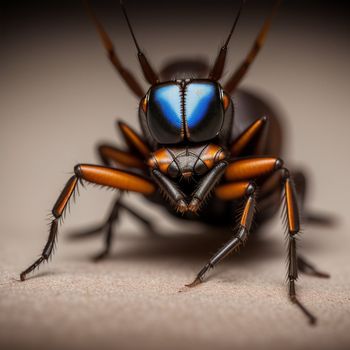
120,1,159,84
209,0,245,81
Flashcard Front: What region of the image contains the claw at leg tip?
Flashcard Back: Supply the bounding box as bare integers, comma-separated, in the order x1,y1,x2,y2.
309,317,317,326
92,253,108,262
317,271,330,279
185,276,202,288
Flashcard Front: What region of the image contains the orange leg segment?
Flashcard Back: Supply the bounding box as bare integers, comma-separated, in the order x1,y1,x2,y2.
230,116,267,157
280,169,317,324
225,157,283,181
75,164,155,194
52,176,78,218
284,175,300,234
98,144,145,169
215,181,251,201
118,121,151,159
20,164,155,281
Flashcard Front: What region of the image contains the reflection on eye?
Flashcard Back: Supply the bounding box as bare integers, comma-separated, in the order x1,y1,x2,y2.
184,82,224,143
185,83,216,129
147,83,183,144
153,85,182,129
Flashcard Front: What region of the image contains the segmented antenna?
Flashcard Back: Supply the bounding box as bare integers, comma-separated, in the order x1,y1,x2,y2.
83,0,145,98
224,0,282,94
120,0,159,85
209,0,245,81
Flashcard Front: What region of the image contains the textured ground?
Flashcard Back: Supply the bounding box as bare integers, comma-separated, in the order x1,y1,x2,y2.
1,213,350,350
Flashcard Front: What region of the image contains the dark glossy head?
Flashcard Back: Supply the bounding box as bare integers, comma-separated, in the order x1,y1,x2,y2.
139,79,232,147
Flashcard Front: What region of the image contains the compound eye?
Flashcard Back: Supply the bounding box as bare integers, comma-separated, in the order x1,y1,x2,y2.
221,91,230,111
141,96,148,113
168,162,180,178
185,82,224,143
147,84,183,144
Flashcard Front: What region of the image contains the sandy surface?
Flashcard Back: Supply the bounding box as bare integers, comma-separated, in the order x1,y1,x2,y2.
1,1,350,349
1,214,350,350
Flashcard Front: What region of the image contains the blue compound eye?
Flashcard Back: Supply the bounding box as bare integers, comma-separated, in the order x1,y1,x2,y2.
147,83,183,144
185,82,224,142
146,81,225,145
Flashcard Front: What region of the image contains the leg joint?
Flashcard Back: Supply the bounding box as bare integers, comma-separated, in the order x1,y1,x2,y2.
74,164,82,178
275,158,284,170
246,182,256,196
281,167,290,180
237,227,249,243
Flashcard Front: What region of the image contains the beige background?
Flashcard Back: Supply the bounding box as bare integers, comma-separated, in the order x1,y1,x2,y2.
1,1,350,349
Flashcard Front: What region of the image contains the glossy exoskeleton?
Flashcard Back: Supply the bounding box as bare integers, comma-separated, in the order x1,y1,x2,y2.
20,0,329,324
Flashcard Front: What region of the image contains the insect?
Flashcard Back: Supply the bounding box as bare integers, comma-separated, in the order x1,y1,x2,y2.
20,0,329,324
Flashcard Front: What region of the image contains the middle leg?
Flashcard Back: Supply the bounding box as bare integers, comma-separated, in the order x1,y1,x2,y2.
91,192,123,261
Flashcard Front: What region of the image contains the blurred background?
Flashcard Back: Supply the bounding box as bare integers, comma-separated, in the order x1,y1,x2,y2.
1,1,350,349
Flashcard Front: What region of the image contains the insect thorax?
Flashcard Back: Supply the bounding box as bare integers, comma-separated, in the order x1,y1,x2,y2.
147,144,228,179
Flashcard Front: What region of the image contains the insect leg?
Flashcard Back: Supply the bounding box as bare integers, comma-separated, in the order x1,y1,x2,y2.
293,170,335,226
188,161,228,212
117,121,151,159
287,171,330,278
20,165,156,281
230,116,268,157
217,158,321,323
70,194,156,252
224,156,283,181
119,202,155,234
151,169,187,213
68,141,149,240
257,169,330,279
98,144,146,169
220,156,283,220
90,193,158,261
224,0,281,94
92,192,123,261
281,169,318,325
186,182,256,287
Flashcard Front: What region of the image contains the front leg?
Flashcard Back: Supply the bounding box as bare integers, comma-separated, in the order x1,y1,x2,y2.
20,164,156,281
186,181,256,287
188,161,228,212
151,169,188,213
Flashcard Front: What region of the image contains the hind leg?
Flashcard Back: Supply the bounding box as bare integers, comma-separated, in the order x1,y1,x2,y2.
91,192,123,261
69,190,156,244
91,192,157,262
259,168,330,279
293,170,335,226
292,170,330,279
